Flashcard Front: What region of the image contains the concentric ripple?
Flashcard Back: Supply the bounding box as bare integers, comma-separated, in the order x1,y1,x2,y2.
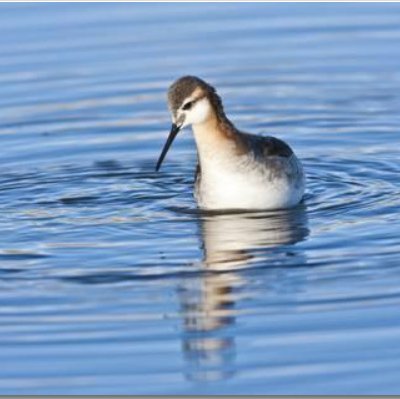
1,2,400,395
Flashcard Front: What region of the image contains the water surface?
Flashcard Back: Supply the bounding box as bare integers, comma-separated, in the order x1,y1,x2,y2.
1,3,400,394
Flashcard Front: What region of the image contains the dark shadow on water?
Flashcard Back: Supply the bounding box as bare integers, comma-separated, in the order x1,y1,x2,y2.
178,206,309,383
0,250,50,261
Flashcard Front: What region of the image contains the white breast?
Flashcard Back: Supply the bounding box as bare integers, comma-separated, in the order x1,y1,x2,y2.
195,154,305,211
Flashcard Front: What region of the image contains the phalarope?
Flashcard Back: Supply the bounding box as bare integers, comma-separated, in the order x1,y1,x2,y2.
156,76,305,210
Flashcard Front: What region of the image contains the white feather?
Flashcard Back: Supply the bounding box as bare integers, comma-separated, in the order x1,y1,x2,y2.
195,153,305,210
182,98,211,127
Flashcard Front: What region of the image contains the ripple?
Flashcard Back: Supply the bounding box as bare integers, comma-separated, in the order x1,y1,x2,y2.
1,2,400,395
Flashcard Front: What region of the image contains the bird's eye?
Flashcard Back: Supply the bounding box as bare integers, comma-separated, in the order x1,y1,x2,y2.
182,101,194,111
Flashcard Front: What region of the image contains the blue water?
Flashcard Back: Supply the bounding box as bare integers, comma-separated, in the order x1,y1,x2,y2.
1,3,400,395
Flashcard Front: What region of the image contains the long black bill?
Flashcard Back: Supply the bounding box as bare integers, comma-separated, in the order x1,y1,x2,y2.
155,123,181,171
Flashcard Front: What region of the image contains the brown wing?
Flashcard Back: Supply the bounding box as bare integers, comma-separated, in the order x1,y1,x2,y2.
241,133,294,159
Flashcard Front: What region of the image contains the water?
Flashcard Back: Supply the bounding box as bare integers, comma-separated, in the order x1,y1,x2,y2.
1,3,400,394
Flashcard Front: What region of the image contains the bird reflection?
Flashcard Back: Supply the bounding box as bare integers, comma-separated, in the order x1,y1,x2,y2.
178,207,309,382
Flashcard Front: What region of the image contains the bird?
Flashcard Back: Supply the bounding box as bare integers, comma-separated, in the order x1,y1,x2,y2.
156,76,305,211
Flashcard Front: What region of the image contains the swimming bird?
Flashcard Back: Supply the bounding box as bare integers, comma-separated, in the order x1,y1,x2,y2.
156,76,305,211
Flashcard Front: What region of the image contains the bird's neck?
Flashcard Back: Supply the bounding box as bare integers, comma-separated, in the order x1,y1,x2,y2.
192,113,244,164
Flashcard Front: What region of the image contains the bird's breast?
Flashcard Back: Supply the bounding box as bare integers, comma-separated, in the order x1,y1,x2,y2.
195,153,305,210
